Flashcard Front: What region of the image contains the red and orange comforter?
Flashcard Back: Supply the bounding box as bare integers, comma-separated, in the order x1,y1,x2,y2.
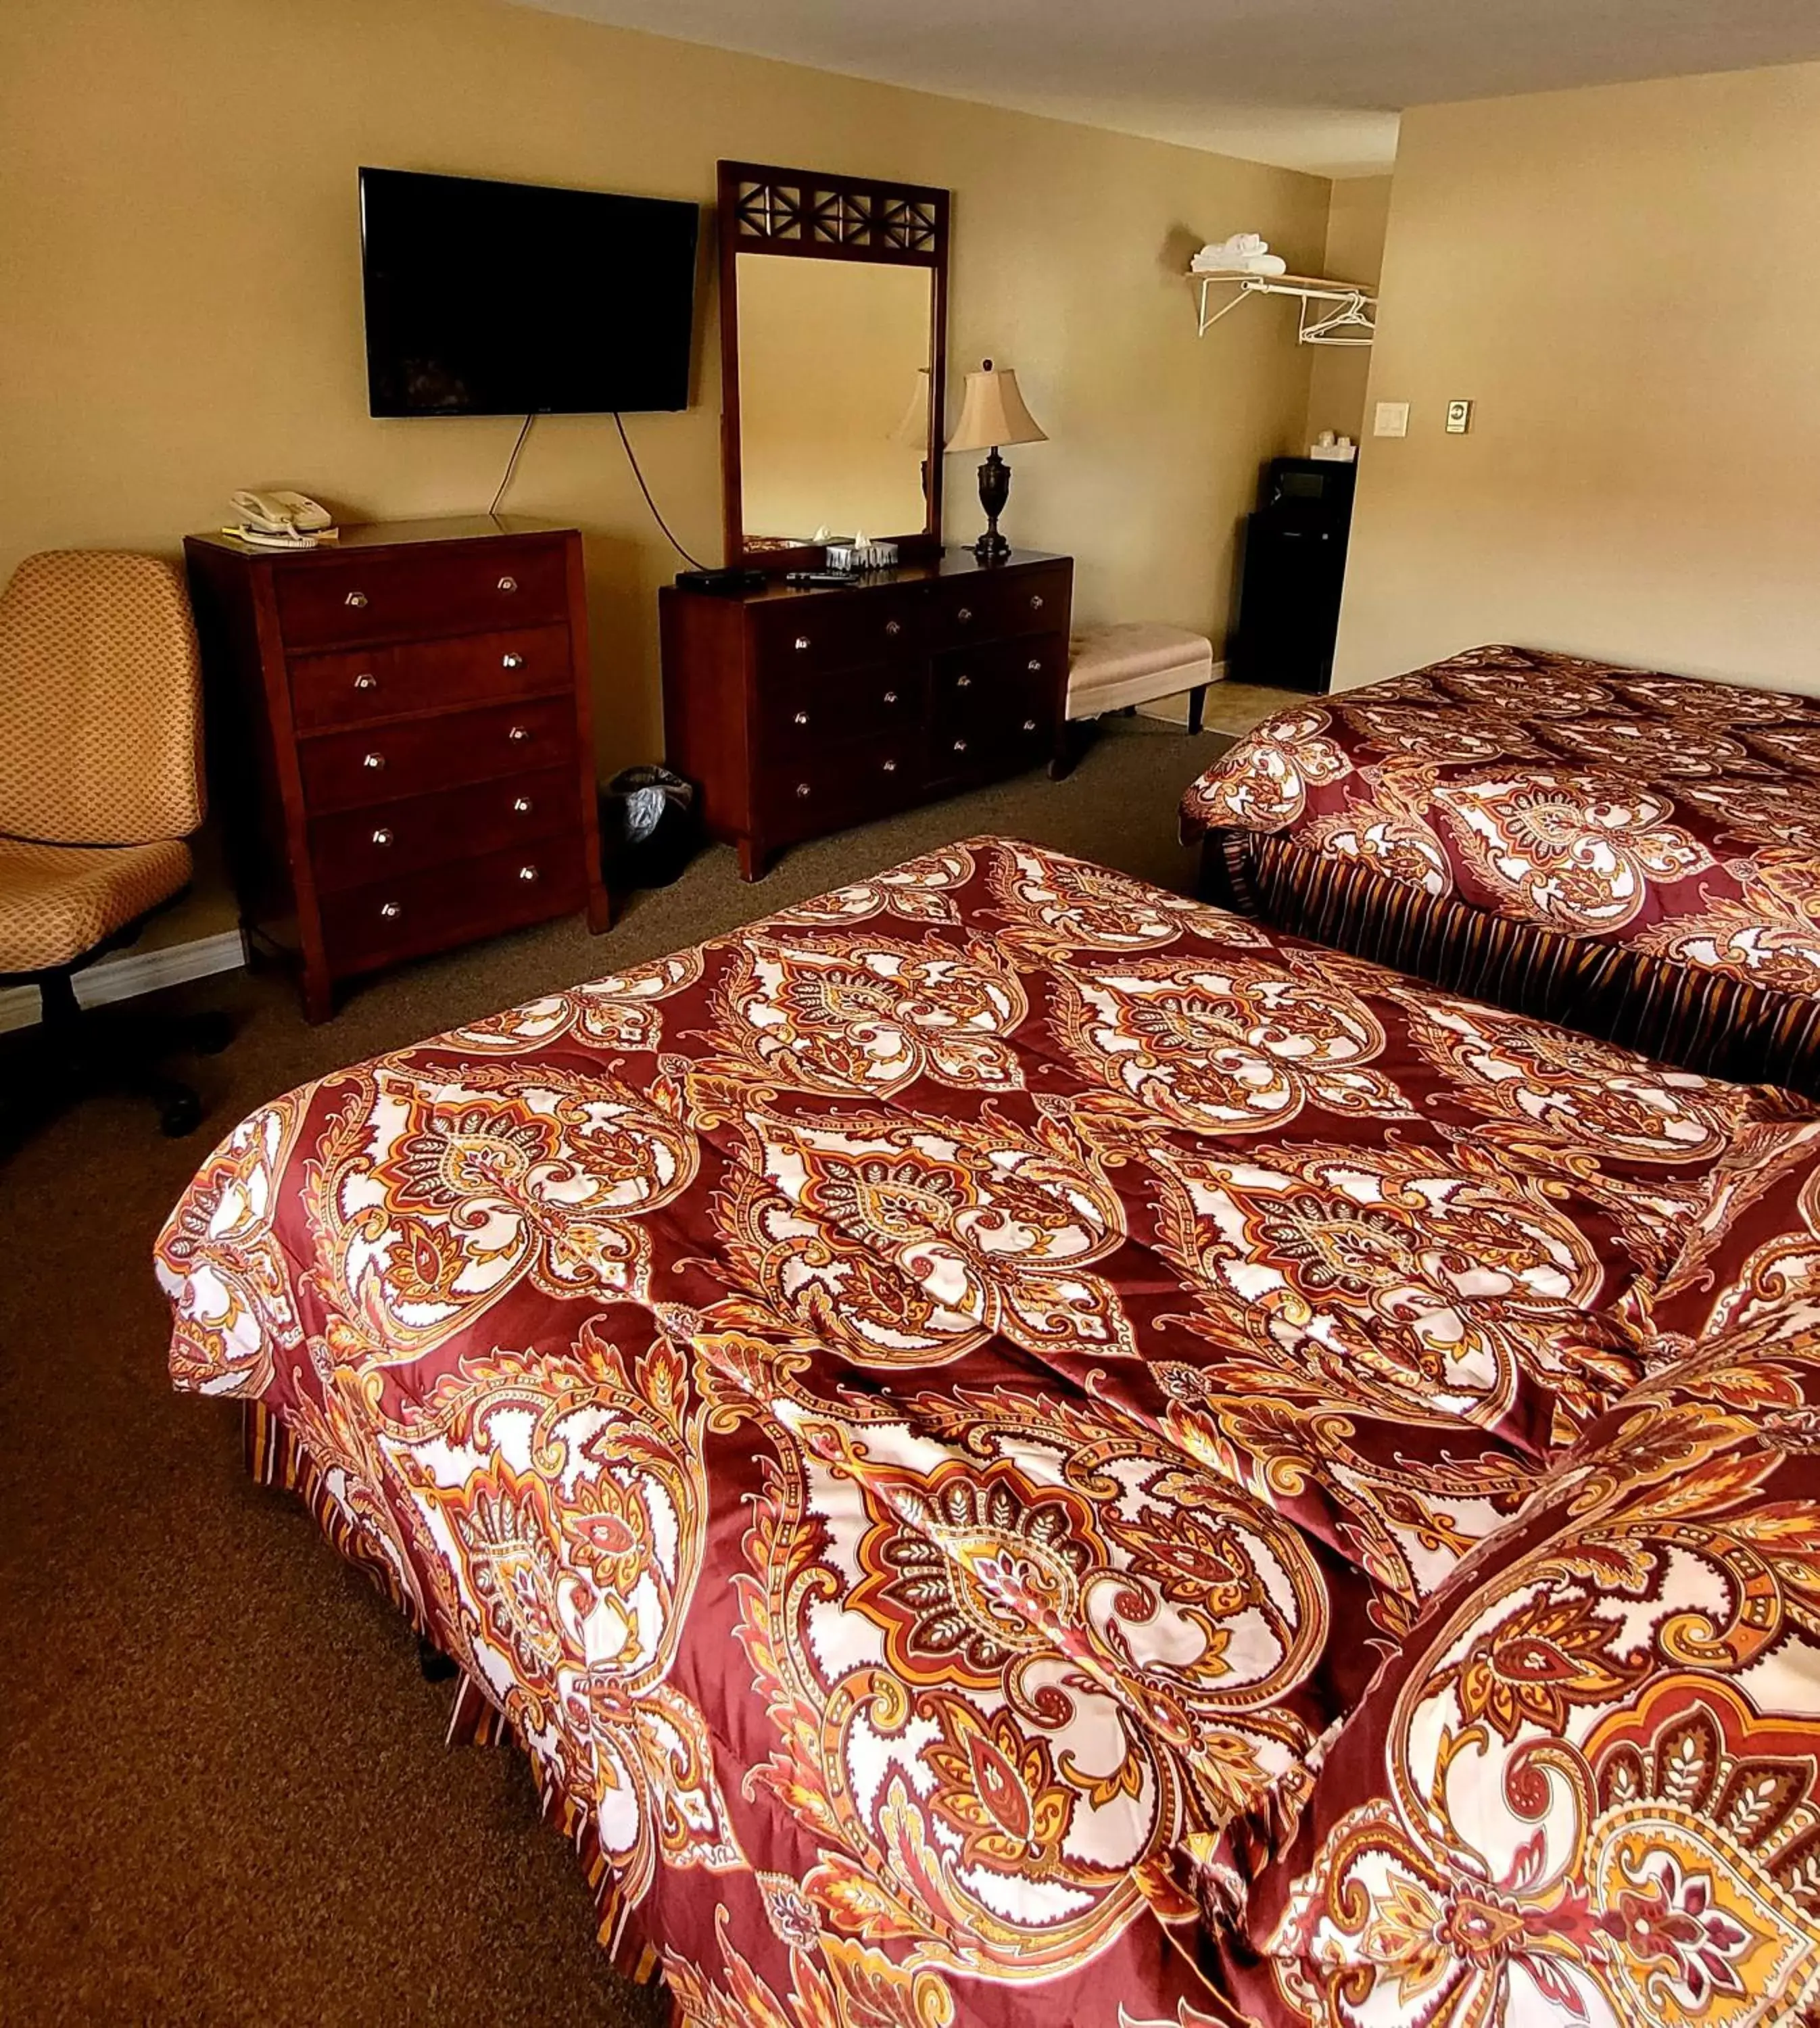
156,837,1815,2024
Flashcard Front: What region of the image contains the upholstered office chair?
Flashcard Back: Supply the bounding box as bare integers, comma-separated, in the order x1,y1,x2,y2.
0,550,227,1136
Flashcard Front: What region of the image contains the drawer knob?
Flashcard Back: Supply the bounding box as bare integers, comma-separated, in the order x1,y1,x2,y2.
794,781,811,798
1030,594,1045,611
1026,658,1042,673
882,690,899,705
957,606,974,624
362,750,385,771
955,673,972,690
1022,718,1038,733
344,591,368,610
792,709,809,726
379,900,401,920
953,738,968,754
502,652,524,669
518,863,539,884
371,825,394,847
794,635,811,653
508,724,530,742
498,575,518,593
884,619,902,637
512,795,533,815
882,758,897,774
354,672,377,692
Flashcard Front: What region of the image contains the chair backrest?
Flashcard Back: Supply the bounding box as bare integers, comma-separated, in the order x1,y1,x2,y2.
0,550,204,846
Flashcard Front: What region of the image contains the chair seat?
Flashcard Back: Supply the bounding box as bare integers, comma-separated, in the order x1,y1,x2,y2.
1067,622,1217,719
0,834,191,975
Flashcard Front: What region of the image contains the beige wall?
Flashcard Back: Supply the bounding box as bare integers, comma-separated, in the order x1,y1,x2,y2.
1336,62,1820,694
1,0,1332,945
1303,175,1392,447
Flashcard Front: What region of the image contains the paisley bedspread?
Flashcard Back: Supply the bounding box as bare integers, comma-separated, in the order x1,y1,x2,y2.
155,836,1820,2025
1179,645,1820,1006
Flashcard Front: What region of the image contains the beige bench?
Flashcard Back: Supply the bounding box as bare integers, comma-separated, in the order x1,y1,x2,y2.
1067,621,1217,730
1052,622,1218,777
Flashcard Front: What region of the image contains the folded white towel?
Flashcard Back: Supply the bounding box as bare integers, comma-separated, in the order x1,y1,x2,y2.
1191,250,1288,276
1191,234,1288,277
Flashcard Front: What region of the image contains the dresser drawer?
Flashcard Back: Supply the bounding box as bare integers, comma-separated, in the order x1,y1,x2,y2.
289,625,572,733
275,541,569,651
322,836,586,976
299,696,575,813
309,765,575,894
930,710,1053,783
759,664,926,759
928,565,1070,650
759,734,921,846
932,633,1066,739
750,591,922,678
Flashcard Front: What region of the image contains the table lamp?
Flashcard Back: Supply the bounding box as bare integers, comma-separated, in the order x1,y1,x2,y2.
945,359,1047,564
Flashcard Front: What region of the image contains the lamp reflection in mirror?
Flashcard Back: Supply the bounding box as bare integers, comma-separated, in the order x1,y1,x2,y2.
944,359,1047,564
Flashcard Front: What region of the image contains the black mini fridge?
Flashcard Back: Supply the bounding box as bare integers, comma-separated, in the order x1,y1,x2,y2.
1230,456,1357,694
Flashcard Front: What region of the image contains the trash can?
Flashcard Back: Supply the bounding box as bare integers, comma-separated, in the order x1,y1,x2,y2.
600,766,700,890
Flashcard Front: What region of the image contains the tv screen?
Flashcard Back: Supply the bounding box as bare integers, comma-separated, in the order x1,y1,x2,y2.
359,167,699,417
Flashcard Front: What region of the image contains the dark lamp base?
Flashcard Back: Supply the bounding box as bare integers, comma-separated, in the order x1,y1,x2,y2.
971,447,1013,565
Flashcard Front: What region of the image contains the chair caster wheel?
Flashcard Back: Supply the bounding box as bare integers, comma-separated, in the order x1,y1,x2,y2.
158,1090,203,1137
189,1011,233,1056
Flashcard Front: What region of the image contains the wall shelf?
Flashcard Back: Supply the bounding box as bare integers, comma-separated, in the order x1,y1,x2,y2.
1190,270,1376,348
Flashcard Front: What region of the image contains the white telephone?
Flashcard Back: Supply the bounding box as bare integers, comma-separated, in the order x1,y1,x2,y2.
228,490,337,548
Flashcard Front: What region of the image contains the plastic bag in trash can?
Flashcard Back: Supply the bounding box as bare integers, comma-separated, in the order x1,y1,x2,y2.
600,766,700,890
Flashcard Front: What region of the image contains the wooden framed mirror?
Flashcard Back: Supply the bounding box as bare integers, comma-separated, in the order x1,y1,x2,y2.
717,160,949,571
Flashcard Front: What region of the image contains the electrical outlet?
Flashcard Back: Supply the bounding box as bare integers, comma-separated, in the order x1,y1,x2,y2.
1373,401,1410,439
1445,400,1474,435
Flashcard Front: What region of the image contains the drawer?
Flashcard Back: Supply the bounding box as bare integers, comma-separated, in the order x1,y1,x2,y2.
275,540,569,651
289,625,572,733
932,633,1067,740
322,835,586,977
750,590,922,678
308,765,575,894
759,664,926,759
930,708,1053,783
928,564,1070,650
299,696,575,814
759,733,921,848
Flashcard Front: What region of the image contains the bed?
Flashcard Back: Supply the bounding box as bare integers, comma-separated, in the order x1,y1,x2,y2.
156,836,1820,2024
1180,644,1820,1093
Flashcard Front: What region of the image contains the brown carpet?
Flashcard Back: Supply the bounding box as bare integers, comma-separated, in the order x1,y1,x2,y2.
0,716,1230,2025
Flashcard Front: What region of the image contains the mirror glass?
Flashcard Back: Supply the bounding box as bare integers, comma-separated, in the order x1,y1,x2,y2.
736,255,935,548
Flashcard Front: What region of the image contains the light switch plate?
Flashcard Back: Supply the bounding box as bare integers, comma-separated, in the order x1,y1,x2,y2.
1445,399,1474,435
1373,401,1410,439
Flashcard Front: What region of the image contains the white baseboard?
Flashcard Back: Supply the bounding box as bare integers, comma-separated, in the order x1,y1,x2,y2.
0,929,246,1034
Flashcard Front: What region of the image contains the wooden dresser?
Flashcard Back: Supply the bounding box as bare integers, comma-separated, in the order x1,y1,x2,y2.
186,516,608,1021
661,549,1073,877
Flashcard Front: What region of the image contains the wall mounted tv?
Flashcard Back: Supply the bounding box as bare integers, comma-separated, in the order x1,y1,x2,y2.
359,167,700,417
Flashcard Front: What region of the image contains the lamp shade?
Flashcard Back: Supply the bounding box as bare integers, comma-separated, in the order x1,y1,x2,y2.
889,367,932,448
945,360,1047,454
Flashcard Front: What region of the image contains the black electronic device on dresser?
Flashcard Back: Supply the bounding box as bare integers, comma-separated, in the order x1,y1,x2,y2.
1230,456,1357,694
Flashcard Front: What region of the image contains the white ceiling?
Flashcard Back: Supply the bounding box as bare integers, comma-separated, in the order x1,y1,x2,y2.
512,0,1820,176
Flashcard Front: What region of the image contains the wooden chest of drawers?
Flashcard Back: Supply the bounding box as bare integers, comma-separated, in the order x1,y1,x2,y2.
660,550,1073,878
186,516,608,1021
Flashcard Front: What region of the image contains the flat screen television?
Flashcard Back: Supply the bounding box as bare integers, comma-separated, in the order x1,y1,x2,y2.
358,167,699,417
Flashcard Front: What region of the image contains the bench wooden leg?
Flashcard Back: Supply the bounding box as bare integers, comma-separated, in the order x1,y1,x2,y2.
1185,683,1208,736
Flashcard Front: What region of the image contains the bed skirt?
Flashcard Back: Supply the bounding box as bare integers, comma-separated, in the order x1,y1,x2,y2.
1199,827,1820,1098
239,1401,664,1983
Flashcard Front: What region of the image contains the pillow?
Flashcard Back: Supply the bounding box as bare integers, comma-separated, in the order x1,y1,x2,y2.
1164,1320,1820,2026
